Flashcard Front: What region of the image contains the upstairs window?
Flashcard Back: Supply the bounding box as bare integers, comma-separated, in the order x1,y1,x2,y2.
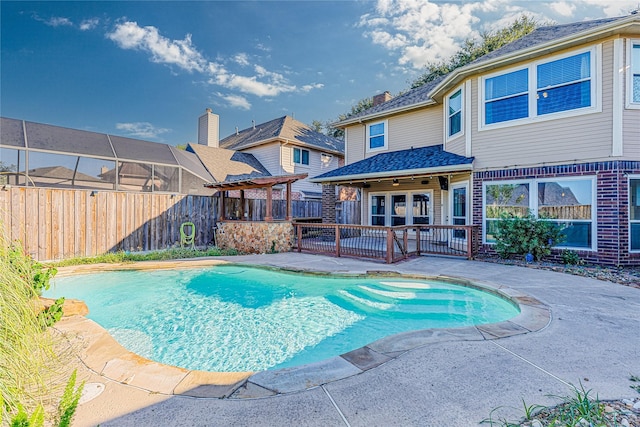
293,147,309,165
628,41,640,107
447,88,463,137
367,120,387,152
537,52,591,115
485,68,529,124
481,48,597,127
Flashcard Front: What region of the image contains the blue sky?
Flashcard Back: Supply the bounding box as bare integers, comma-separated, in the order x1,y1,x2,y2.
1,0,637,145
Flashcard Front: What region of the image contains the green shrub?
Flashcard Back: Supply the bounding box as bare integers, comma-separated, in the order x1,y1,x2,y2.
494,211,565,261
561,249,583,266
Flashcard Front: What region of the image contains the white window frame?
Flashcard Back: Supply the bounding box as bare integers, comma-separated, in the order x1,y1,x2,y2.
445,86,464,141
366,120,388,153
630,175,640,253
479,46,601,131
292,147,310,166
482,176,597,251
626,39,640,109
368,190,434,226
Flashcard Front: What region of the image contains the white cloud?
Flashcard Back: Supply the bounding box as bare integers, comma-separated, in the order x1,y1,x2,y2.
301,83,324,92
233,53,250,66
360,0,639,70
80,18,100,31
221,94,252,110
36,15,73,27
106,20,323,98
107,21,206,72
115,122,170,139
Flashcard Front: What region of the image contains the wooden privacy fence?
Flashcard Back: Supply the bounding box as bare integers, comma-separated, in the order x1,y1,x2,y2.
294,223,480,263
0,187,217,260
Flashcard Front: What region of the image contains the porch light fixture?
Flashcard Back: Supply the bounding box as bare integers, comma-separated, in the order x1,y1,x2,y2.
392,179,399,186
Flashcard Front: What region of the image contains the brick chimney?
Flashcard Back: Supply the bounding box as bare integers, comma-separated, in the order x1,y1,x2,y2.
198,108,219,147
373,91,392,107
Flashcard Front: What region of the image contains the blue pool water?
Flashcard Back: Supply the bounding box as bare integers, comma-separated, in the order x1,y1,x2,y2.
46,265,519,372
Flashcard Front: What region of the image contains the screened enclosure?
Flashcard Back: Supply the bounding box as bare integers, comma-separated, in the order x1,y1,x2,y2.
0,117,214,195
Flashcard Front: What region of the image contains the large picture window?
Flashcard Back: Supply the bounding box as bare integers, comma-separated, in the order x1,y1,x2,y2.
482,48,597,127
631,178,640,252
483,178,595,249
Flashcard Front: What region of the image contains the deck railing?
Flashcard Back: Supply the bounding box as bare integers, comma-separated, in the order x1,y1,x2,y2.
293,223,480,263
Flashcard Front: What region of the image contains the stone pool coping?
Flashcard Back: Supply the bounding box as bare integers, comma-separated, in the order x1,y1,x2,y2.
53,258,551,399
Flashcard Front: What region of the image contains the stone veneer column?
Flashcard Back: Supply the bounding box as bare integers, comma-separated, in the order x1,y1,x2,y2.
322,184,337,223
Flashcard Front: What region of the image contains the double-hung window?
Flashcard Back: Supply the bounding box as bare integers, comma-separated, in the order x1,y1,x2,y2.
293,147,309,165
447,88,463,138
481,47,597,127
628,40,640,107
367,120,387,152
484,68,529,125
537,51,591,115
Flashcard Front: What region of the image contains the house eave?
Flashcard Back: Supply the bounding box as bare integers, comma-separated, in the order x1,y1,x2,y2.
334,99,438,128
309,163,473,184
429,15,640,101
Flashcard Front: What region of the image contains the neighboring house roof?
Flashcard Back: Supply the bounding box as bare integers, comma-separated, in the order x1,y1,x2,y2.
337,14,639,126
186,143,270,183
27,166,101,182
310,145,473,183
219,115,344,155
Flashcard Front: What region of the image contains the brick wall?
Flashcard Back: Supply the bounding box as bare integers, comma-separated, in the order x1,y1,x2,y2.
473,160,640,266
322,185,337,223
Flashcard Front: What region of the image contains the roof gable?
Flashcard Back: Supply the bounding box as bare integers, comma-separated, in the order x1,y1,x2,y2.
219,116,344,154
186,143,270,183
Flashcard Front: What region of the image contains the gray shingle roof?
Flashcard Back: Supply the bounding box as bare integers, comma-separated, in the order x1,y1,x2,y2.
471,16,625,66
186,143,270,183
219,116,344,154
312,145,473,182
337,15,631,125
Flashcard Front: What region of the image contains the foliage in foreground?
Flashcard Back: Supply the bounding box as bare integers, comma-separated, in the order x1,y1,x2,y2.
494,211,565,261
50,246,239,267
0,229,78,424
0,371,84,427
481,381,635,426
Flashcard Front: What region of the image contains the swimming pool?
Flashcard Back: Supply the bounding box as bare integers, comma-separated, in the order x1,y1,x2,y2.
47,265,519,372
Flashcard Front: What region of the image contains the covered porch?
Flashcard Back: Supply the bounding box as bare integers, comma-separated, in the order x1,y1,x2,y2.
205,174,307,254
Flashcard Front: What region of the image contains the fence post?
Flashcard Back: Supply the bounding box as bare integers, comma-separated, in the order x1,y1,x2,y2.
335,224,341,257
403,229,409,259
386,228,393,263
297,223,302,252
466,226,472,259
416,227,421,255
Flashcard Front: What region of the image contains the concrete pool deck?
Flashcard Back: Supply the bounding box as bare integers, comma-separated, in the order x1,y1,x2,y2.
60,253,640,426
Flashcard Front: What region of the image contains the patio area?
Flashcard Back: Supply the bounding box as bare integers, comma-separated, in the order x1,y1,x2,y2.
64,253,639,426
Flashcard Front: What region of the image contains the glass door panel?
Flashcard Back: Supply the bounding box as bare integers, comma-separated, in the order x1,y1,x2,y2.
452,186,467,239
371,195,386,226
411,193,431,225
391,194,406,226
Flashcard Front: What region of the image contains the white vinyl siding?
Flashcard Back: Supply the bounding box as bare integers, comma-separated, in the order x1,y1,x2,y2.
471,41,613,170
345,125,365,164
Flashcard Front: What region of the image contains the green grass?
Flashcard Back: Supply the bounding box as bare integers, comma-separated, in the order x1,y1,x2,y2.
0,230,61,420
49,246,240,267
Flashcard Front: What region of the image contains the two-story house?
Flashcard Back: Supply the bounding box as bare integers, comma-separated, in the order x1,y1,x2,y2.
195,109,344,200
312,15,640,266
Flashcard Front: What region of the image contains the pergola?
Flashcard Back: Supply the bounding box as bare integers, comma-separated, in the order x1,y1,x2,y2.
204,173,307,221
